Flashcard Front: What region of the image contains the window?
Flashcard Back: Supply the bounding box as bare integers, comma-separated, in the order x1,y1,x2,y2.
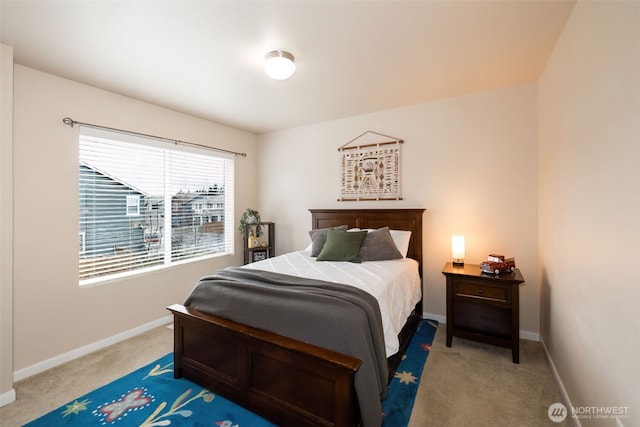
126,195,140,216
78,128,234,284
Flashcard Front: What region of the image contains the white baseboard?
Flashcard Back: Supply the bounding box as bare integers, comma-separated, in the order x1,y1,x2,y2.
520,329,540,342
422,312,446,324
540,336,581,427
0,388,16,408
423,312,540,342
13,315,172,382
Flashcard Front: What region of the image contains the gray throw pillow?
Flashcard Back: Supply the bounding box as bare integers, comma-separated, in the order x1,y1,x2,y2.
308,225,348,256
359,227,404,261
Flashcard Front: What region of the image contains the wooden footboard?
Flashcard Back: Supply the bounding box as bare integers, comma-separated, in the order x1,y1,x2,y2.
168,304,362,427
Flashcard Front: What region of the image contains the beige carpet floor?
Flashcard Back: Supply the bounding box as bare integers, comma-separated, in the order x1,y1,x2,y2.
0,323,570,426
408,325,571,427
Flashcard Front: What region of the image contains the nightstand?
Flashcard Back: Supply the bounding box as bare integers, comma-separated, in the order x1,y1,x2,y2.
442,262,525,363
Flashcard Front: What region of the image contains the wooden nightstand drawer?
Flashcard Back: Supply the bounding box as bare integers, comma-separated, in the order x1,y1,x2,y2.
454,282,509,304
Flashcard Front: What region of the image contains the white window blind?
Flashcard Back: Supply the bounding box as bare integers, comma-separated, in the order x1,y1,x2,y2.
79,129,234,284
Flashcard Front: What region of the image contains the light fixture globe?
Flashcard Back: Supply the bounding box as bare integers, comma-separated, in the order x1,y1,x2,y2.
264,50,296,80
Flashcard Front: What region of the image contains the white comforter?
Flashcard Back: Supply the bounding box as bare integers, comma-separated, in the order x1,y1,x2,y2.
243,249,422,357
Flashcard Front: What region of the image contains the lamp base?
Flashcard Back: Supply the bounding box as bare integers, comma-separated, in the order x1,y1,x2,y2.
452,259,464,266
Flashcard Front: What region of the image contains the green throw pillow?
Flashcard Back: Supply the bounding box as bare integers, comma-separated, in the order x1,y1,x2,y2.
317,229,368,263
308,225,348,257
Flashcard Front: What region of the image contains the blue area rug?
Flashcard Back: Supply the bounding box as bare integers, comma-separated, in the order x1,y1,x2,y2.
24,353,276,427
25,319,438,427
382,319,438,426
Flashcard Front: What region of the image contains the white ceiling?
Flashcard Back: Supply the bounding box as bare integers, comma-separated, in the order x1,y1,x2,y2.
1,1,576,134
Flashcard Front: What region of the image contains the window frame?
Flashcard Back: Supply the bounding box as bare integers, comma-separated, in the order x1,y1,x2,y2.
78,127,235,286
125,194,141,216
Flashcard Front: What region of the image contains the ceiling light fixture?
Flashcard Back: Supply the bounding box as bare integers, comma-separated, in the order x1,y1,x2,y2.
264,50,296,80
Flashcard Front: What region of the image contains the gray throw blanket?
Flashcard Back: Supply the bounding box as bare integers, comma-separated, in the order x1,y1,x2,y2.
184,267,388,427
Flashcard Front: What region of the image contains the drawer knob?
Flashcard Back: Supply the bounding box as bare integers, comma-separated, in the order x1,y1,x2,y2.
478,288,483,294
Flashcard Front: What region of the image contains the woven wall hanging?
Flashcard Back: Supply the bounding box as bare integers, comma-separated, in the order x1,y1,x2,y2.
338,131,403,201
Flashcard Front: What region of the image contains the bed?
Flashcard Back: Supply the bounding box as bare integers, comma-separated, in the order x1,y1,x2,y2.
167,208,425,427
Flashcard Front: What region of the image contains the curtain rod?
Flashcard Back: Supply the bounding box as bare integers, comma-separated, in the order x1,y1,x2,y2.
62,117,247,157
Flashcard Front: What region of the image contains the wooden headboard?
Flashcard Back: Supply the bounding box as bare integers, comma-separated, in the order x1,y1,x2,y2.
309,208,425,275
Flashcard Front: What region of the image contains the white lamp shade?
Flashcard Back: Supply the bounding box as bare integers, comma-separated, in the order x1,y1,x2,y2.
264,50,296,80
451,235,465,261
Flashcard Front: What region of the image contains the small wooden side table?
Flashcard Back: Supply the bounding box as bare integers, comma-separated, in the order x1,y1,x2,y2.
243,222,275,265
442,262,525,363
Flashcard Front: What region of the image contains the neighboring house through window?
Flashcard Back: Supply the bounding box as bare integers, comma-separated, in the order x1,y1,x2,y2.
78,127,234,284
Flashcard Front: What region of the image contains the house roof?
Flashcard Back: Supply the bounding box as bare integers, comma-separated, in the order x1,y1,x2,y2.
80,162,148,196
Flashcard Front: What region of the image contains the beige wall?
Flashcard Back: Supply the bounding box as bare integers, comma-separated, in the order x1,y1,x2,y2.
10,65,258,373
0,44,15,405
258,83,540,337
538,1,640,423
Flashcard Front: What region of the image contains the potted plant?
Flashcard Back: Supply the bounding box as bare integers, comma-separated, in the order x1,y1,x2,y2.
239,208,262,237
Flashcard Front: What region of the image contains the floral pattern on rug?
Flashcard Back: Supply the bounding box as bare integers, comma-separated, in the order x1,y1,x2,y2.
95,388,154,423
25,354,275,427
26,319,438,427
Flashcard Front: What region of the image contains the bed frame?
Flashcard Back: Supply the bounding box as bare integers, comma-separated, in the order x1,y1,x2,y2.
168,208,425,427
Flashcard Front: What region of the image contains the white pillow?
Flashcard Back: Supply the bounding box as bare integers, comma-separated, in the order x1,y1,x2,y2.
389,229,412,258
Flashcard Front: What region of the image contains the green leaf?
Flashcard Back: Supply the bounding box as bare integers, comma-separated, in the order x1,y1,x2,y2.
140,401,166,426
170,389,192,412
